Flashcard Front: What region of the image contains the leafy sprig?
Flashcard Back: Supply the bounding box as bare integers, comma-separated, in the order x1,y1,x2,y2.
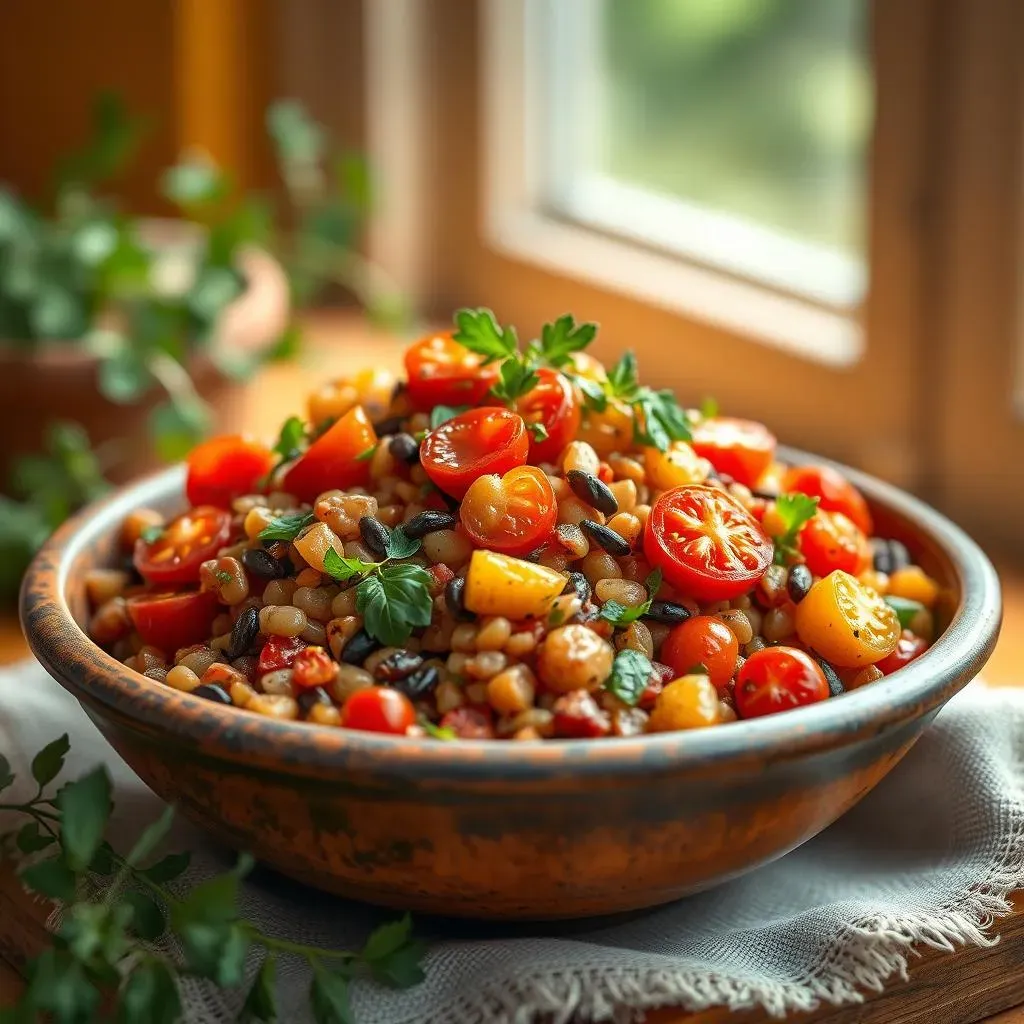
258,510,317,543
603,649,653,707
599,569,663,628
768,492,820,565
321,525,433,645
0,735,426,1023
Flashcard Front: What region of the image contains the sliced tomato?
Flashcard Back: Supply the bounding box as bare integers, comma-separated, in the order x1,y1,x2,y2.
799,510,871,578
734,646,830,719
341,687,416,734
404,332,500,410
420,407,528,499
460,465,557,556
126,589,220,657
783,464,873,535
258,636,307,676
876,630,928,675
690,417,776,488
512,368,580,463
283,406,377,504
185,435,275,508
644,485,773,602
133,507,232,585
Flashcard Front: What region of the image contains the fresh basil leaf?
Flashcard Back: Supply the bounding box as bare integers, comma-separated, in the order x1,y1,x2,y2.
123,890,166,941
56,765,112,872
885,595,926,629
31,733,70,787
118,959,181,1024
356,564,433,646
15,822,54,855
310,966,353,1024
632,390,692,449
538,314,597,367
241,955,278,1024
322,547,380,581
771,492,820,565
604,649,652,707
452,307,518,363
258,511,316,543
20,857,77,901
384,526,421,560
141,851,191,884
599,570,660,627
429,404,469,429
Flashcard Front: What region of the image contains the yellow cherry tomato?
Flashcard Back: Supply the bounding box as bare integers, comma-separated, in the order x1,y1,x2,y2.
887,565,940,609
644,441,710,491
647,674,721,732
795,570,900,668
577,398,634,458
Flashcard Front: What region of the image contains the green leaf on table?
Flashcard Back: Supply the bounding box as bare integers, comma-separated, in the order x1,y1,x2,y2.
55,765,112,872
15,822,54,855
70,220,119,268
361,913,427,988
126,803,175,867
98,348,152,404
258,511,316,544
604,649,652,707
356,563,434,646
117,959,181,1024
241,955,278,1024
31,733,70,787
29,284,88,339
22,948,100,1024
187,266,244,326
452,308,518,363
141,850,191,884
20,856,77,901
161,159,230,208
56,91,147,190
267,100,326,167
361,914,414,963
384,526,421,560
172,863,250,986
310,966,353,1024
123,890,167,941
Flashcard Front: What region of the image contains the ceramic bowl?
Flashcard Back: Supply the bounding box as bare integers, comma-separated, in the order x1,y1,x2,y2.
21,452,1001,920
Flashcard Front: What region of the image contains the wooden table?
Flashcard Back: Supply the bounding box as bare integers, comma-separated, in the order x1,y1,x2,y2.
4,311,1024,1022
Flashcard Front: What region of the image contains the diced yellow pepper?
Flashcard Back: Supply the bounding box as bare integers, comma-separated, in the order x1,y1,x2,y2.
464,550,566,619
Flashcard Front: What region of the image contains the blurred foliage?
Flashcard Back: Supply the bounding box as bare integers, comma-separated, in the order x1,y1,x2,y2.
1,94,406,599
601,0,871,252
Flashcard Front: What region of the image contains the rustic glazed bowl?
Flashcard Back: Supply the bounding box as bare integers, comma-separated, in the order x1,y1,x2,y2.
21,452,1001,920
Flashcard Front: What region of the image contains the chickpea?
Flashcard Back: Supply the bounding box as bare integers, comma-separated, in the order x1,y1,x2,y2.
121,509,164,550
199,556,250,605
89,597,131,646
487,664,537,715
314,491,378,541
258,605,308,638
536,625,615,693
85,569,129,608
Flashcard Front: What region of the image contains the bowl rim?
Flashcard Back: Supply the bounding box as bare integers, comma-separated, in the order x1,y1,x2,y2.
21,449,1002,783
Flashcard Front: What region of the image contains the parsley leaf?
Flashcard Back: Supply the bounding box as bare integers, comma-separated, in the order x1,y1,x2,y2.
538,314,598,367
633,389,692,449
769,492,820,565
420,718,456,741
384,525,421,560
452,308,518,363
605,352,642,401
322,547,381,581
357,564,434,646
572,374,608,411
258,511,316,543
272,415,305,462
604,649,653,707
430,404,469,429
489,356,540,404
215,570,233,585
885,595,926,628
527,421,549,443
599,568,662,627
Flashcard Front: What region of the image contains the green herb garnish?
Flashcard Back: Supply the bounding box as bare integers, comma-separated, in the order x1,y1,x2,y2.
214,570,233,585
452,307,519,362
527,421,549,443
604,649,653,707
384,525,422,560
769,493,820,565
0,735,426,1023
700,396,720,420
429,404,469,429
420,718,457,741
139,524,164,544
535,313,598,368
257,510,316,543
354,444,377,462
885,595,926,629
599,569,662,627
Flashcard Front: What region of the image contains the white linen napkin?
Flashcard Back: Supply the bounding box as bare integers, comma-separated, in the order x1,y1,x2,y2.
2,659,1022,1024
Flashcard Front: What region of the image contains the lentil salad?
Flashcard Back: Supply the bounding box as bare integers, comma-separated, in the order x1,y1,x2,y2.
86,310,941,740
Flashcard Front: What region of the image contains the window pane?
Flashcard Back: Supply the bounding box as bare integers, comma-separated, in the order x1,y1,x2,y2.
600,0,871,256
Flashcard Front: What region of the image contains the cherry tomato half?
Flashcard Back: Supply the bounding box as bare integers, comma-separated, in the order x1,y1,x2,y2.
734,646,830,719
133,507,232,585
420,407,528,500
799,510,870,578
876,630,928,675
341,687,416,734
691,417,777,488
258,636,307,676
126,589,220,657
460,465,557,556
783,464,873,535
513,368,580,463
283,406,377,504
186,435,275,509
660,615,739,691
404,332,500,410
644,485,773,602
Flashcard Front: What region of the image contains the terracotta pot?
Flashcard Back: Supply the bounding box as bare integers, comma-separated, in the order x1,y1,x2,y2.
0,231,289,485
21,450,1001,920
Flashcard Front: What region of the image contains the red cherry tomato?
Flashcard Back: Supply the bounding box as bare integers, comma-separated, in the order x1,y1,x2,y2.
133,507,232,585
126,590,220,657
341,687,416,734
644,485,773,602
460,465,557,556
783,464,873,535
283,406,377,504
660,615,739,691
185,435,275,509
799,510,871,578
420,407,529,500
258,636,307,676
734,646,830,719
404,333,500,410
291,646,337,689
512,368,580,463
876,630,928,675
691,417,776,488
